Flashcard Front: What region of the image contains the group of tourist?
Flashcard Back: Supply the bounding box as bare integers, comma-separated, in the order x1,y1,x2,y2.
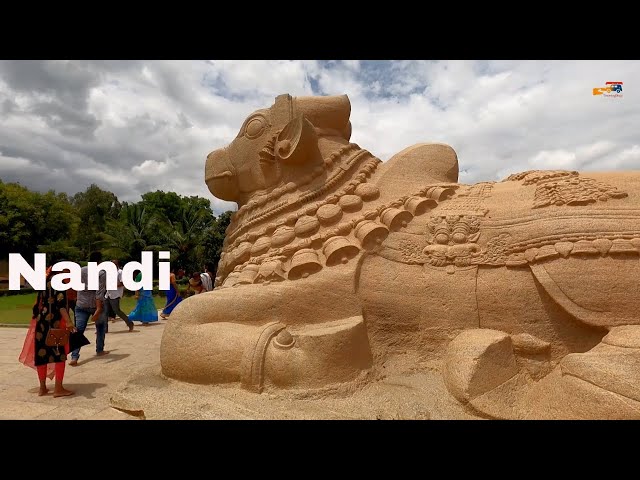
18,252,216,397
181,266,214,299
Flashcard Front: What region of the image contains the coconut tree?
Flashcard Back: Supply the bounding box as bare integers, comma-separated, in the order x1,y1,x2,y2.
100,203,162,262
160,202,214,273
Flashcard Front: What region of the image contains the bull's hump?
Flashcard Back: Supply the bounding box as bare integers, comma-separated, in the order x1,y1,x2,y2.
374,143,459,201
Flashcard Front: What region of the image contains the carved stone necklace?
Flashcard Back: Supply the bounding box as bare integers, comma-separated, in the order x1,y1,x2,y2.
223,144,379,251
216,145,382,281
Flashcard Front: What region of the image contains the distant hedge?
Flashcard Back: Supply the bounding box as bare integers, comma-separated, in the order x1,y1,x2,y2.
0,288,36,297
1,283,189,298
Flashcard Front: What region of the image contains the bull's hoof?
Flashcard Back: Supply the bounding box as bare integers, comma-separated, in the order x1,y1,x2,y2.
443,329,521,418
246,316,373,393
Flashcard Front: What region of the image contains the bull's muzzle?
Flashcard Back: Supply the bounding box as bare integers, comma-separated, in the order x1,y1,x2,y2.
205,148,238,202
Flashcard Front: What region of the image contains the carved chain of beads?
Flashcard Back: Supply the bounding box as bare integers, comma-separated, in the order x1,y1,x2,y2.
225,145,382,250
219,184,459,287
222,151,381,256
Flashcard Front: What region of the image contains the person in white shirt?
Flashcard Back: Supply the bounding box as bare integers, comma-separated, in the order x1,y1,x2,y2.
105,259,134,332
200,263,214,292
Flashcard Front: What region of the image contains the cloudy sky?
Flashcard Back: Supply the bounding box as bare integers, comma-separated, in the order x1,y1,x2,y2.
0,60,638,215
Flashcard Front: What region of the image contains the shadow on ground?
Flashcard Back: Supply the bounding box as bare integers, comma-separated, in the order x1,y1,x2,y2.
22,383,106,399
40,382,108,399
74,351,130,367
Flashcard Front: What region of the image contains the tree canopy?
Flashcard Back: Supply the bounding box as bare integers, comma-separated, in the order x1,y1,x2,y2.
0,180,232,276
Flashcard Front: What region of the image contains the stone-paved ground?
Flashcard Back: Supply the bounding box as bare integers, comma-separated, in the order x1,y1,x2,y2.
0,319,166,420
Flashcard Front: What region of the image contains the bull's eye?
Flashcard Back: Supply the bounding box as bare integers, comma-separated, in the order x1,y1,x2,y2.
243,114,267,139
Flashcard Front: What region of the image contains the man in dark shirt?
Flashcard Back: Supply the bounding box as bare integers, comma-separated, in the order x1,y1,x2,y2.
69,251,109,366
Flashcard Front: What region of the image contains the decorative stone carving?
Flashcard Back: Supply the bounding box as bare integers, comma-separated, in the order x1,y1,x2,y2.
114,93,640,420
287,248,323,280
503,170,628,208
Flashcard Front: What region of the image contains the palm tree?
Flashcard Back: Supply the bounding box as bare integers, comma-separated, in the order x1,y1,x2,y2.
160,202,214,272
100,204,162,261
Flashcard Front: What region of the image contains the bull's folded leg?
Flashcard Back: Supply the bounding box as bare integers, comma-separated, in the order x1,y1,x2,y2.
161,315,374,392
161,320,260,384
520,325,640,419
442,326,640,419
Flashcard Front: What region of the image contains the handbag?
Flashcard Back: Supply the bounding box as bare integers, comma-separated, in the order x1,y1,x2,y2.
45,328,70,347
69,331,91,351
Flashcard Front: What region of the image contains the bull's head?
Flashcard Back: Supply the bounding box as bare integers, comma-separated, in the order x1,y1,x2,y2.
205,94,352,206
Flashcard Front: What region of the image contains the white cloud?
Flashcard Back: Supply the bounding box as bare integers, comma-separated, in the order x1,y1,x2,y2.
0,155,32,170
529,150,578,169
131,159,171,177
618,145,640,162
341,60,361,71
0,59,639,215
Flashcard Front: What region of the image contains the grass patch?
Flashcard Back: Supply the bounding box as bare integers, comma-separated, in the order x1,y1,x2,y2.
0,293,37,324
0,294,167,325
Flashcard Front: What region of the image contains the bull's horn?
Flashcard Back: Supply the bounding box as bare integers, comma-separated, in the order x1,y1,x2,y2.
294,94,351,136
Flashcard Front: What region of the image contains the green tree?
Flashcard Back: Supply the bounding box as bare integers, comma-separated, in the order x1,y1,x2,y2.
100,203,161,262
139,190,183,224
202,210,232,275
38,240,82,264
0,179,232,278
0,181,79,260
160,202,215,273
182,195,214,216
71,184,121,258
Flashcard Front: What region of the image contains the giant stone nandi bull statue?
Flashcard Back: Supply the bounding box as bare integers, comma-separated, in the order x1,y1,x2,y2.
160,94,640,419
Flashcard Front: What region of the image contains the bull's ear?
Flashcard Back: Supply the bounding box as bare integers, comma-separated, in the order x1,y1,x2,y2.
275,115,318,164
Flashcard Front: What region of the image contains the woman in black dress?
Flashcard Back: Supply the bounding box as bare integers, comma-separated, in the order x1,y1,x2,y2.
28,272,75,397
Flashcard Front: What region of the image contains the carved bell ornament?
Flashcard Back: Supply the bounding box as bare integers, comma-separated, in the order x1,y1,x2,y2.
222,271,241,288
288,248,323,280
380,207,414,231
237,264,260,285
323,236,360,266
404,196,437,216
354,220,389,251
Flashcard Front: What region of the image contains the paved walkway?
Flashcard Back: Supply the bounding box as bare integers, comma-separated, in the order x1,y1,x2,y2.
0,319,166,420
